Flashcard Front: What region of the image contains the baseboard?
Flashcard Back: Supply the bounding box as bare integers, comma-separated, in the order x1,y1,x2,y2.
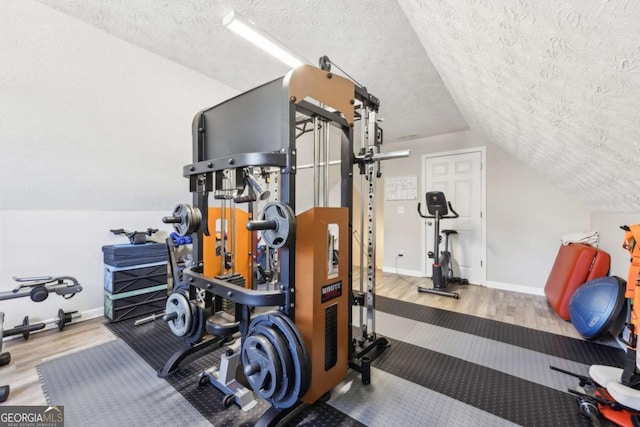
486,280,545,296
79,307,105,321
381,266,423,277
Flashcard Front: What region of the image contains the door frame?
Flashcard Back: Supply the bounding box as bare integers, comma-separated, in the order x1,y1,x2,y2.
420,147,487,285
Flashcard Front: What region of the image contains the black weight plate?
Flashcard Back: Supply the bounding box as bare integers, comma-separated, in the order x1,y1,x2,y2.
251,311,311,409
57,309,65,332
241,333,281,399
251,323,293,403
267,312,311,407
181,304,205,346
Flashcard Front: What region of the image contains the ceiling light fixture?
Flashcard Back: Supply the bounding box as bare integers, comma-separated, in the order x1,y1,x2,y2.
223,11,306,69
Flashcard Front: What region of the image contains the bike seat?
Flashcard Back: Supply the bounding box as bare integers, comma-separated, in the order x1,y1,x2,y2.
441,229,458,236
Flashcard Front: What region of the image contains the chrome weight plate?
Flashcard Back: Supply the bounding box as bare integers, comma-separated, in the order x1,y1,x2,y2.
172,284,206,345
165,293,192,337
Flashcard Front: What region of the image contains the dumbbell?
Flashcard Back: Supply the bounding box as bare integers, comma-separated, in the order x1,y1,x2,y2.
170,232,192,246
3,310,81,340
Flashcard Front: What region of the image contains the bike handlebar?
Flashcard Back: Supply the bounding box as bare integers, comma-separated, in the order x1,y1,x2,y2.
417,201,459,219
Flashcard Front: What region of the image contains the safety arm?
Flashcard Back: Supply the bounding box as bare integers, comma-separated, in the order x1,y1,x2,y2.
182,267,287,307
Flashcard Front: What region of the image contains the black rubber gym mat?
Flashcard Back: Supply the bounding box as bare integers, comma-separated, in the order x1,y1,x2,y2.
107,319,363,427
375,336,591,427
376,294,625,367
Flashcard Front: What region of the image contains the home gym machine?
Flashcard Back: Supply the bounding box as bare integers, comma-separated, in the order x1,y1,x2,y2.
160,60,408,423
417,191,468,299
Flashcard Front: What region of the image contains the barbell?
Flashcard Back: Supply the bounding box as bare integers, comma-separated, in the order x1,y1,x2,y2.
2,309,81,340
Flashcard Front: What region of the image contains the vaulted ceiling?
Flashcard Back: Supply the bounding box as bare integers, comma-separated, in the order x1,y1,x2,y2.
36,0,640,212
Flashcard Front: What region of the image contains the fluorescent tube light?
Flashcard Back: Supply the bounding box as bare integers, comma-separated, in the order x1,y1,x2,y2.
223,11,306,69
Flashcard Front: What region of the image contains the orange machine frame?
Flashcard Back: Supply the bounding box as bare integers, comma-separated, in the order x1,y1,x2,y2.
295,207,349,403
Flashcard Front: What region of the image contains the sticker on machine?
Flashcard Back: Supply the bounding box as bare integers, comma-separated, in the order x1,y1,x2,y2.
321,281,342,303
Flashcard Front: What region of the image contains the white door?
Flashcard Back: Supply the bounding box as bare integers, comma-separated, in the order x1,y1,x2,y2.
422,150,484,285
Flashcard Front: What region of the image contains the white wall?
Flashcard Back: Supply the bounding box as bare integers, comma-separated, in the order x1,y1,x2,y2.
0,1,237,329
383,130,590,294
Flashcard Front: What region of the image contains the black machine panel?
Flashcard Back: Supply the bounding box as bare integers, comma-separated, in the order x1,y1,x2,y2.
193,78,287,162
325,304,338,371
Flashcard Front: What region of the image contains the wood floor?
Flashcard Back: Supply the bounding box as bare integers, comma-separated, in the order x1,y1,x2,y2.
0,270,580,407
373,270,582,339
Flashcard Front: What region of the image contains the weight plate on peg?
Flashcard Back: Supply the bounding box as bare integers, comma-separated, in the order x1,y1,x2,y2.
165,293,192,337
259,202,295,249
171,204,202,236
264,312,311,408
250,323,293,403
247,311,311,409
169,284,205,345
241,333,282,400
181,304,205,346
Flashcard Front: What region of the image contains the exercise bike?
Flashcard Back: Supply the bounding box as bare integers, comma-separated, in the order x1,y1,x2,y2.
417,191,468,299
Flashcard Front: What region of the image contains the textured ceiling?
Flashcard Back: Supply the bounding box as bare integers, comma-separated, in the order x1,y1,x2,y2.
33,0,640,212
397,0,640,212
35,0,468,142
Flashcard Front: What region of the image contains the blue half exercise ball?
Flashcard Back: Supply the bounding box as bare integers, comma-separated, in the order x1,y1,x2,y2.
569,276,627,340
